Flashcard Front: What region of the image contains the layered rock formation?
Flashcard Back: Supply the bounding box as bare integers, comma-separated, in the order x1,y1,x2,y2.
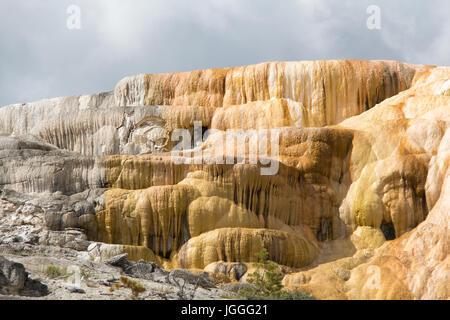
0,60,448,299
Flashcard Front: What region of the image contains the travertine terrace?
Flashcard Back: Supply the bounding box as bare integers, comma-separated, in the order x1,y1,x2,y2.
0,60,448,299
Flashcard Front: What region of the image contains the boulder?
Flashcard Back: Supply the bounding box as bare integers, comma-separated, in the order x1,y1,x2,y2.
167,269,216,289
204,261,247,281
0,255,49,297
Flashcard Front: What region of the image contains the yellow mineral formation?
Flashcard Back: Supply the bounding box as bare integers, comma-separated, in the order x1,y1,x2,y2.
176,227,318,269
283,65,449,300
114,60,418,127
90,63,448,294
1,60,447,300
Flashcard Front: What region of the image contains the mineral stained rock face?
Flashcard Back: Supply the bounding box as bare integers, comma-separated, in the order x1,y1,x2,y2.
0,60,448,299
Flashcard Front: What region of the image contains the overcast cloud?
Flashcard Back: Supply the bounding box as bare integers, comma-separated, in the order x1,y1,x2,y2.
1,0,449,106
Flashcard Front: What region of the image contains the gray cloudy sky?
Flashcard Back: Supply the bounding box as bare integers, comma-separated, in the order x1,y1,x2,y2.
1,0,449,106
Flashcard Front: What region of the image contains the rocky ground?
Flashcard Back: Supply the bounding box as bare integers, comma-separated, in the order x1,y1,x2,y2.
0,246,242,300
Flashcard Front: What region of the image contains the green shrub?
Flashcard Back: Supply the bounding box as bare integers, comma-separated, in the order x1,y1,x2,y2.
44,265,65,279
80,268,91,280
238,248,283,299
238,248,315,300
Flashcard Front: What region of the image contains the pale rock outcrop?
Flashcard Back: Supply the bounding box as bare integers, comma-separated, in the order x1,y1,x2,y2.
204,261,247,281
0,134,104,194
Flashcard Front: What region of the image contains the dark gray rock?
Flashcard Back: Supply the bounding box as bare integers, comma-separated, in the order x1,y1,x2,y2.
105,253,131,269
66,285,85,294
0,255,49,297
21,277,50,297
0,255,26,294
206,262,247,281
167,269,216,289
39,229,90,251
123,260,165,280
105,254,168,281
98,278,118,287
219,283,254,293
